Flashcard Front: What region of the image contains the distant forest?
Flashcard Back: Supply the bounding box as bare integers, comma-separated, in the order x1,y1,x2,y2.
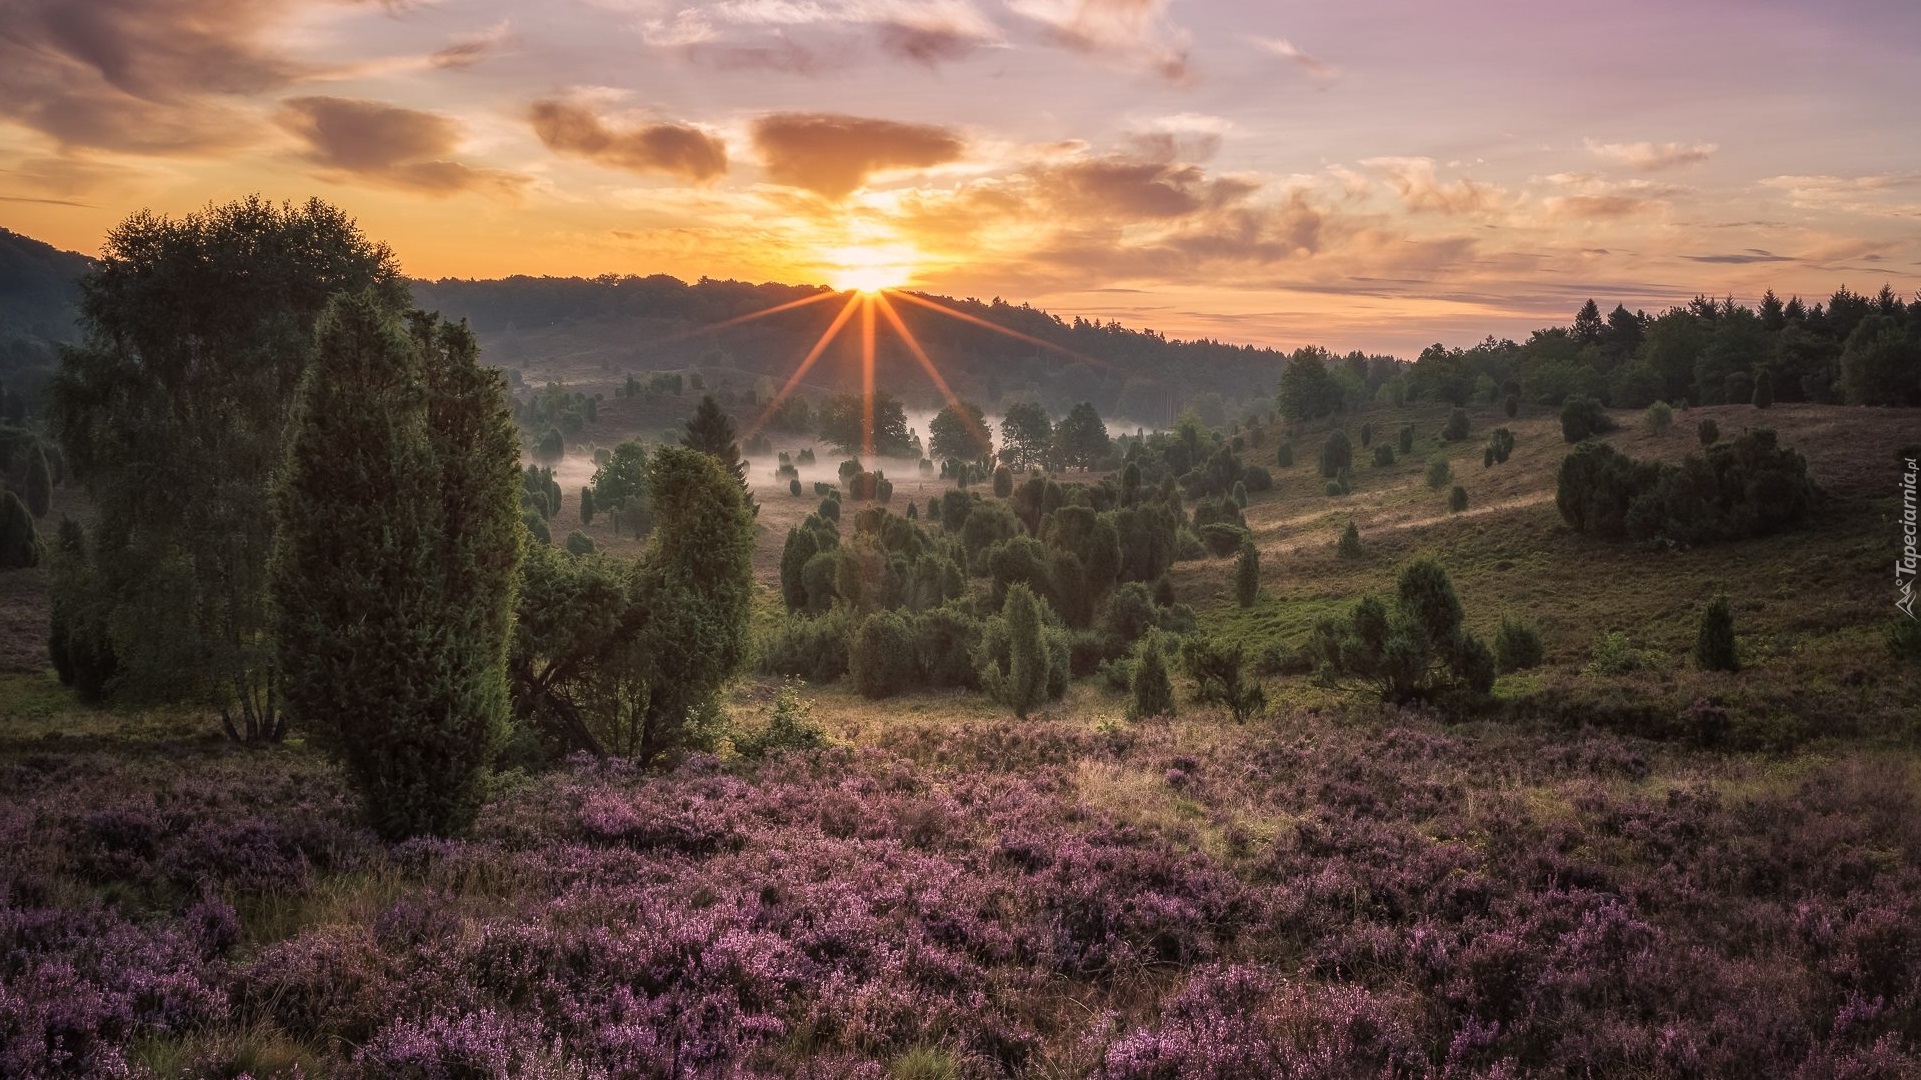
4,225,1918,429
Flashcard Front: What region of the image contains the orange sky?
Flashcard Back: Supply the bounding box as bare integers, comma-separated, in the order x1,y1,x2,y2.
3,0,1918,354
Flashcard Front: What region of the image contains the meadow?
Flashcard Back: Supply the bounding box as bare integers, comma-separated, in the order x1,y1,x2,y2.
3,397,1917,1079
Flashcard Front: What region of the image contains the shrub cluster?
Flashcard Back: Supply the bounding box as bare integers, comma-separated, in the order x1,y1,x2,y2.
1556,428,1816,544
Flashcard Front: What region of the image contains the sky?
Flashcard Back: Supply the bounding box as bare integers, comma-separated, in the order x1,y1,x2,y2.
2,0,1918,355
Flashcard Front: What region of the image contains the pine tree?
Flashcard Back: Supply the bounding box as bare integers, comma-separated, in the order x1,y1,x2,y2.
1234,537,1259,607
682,394,756,516
1694,592,1740,672
275,296,522,839
980,582,1051,718
1338,520,1362,558
1448,485,1468,512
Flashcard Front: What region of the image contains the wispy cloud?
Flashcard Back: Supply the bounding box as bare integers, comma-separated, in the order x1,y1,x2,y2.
1252,37,1338,86
1363,158,1508,217
1584,139,1717,171
1005,0,1192,83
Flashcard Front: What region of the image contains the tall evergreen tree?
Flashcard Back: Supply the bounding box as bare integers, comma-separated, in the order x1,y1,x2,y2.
275,295,523,839
682,394,756,515
1130,631,1175,719
1235,537,1260,607
50,196,404,739
1694,592,1740,672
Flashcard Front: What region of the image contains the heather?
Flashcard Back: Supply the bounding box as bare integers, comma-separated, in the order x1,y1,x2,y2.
3,702,1916,1078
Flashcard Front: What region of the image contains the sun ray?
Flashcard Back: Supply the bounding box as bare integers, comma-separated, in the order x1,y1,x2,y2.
890,290,1110,369
860,293,877,458
629,289,838,355
741,292,863,443
873,291,991,450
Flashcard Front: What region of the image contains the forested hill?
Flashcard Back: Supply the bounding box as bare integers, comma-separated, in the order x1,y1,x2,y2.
408,275,1290,426
0,228,92,415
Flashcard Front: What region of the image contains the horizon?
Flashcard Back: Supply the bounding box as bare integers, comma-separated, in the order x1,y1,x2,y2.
2,0,1918,355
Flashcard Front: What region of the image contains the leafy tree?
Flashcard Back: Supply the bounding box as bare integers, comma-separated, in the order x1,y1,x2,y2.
929,400,993,462
1694,592,1740,672
1180,636,1265,722
1839,314,1921,406
1320,430,1352,478
998,401,1053,470
49,196,403,739
591,441,650,536
1130,632,1175,719
818,391,914,457
682,394,755,514
0,489,34,569
275,296,522,839
1053,402,1111,469
1278,346,1339,421
1237,530,1267,607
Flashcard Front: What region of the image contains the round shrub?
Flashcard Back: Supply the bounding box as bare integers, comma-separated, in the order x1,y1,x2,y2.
1494,616,1544,673
1643,400,1673,435
1448,485,1467,513
850,610,920,698
1698,417,1720,445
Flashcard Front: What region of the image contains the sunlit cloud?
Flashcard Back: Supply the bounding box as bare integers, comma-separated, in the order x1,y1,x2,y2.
1252,37,1339,86
530,99,728,182
1006,0,1193,82
430,21,514,70
277,96,528,196
751,112,966,198
1584,139,1717,171
1363,157,1510,218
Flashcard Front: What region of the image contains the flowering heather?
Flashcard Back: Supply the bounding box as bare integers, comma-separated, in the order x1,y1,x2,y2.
2,709,1917,1077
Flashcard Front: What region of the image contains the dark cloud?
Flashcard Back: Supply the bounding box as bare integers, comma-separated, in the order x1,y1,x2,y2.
278,96,526,196
752,113,965,198
876,21,988,65
0,0,309,153
1036,159,1253,219
529,101,727,183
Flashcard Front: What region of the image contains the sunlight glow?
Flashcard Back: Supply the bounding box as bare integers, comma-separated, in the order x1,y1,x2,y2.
823,244,917,294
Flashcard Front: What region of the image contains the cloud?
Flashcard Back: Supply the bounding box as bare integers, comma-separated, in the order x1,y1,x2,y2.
530,100,728,182
1363,158,1508,217
752,113,965,197
1584,139,1717,171
0,0,314,153
1682,249,1793,264
1541,173,1685,220
1252,37,1338,86
277,96,526,196
647,0,1001,69
430,22,513,69
1006,0,1192,83
1760,172,1921,216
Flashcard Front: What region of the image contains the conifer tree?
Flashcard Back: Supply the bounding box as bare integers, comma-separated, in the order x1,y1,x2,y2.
682,394,756,516
24,446,51,519
579,487,596,525
1130,631,1175,719
275,295,523,839
0,489,35,569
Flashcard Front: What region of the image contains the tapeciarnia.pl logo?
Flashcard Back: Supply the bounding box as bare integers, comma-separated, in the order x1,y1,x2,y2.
1900,456,1917,620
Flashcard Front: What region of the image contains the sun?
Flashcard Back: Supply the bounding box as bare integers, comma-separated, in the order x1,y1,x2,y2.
822,243,916,294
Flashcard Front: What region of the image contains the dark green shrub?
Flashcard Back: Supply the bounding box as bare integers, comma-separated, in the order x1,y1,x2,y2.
1398,424,1414,455
24,446,51,518
1338,521,1362,558
1175,526,1206,560
1276,443,1294,468
1199,522,1245,558
1372,444,1395,467
536,426,564,462
1694,592,1739,672
1360,422,1373,447
1494,616,1543,673
1753,368,1774,408
1180,635,1265,722
1425,456,1451,490
0,489,36,569
916,606,984,688
1442,408,1470,441
1235,538,1259,607
1241,465,1273,492
1448,485,1468,513
1486,427,1515,464
819,497,840,522
789,477,803,496
993,464,1014,498
1559,430,1815,545
47,517,116,701
734,678,828,758
563,530,596,555
761,608,856,682
1698,418,1719,445
1643,401,1672,434
1304,557,1494,702
1560,394,1615,443
779,527,819,611
1725,370,1752,406
1130,632,1175,719
1319,430,1352,478
850,610,920,698
1504,393,1519,418
977,583,1063,718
